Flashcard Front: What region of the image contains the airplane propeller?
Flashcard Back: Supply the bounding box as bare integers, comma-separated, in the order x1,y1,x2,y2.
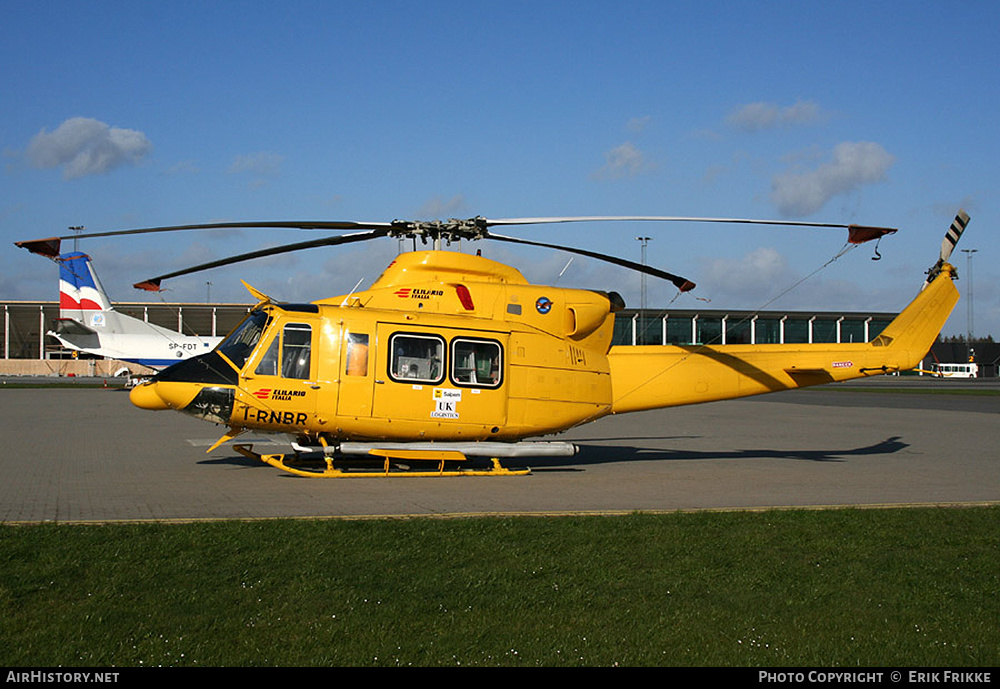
15,215,899,294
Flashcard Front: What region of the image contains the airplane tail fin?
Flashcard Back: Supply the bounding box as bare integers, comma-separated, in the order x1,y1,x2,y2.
57,252,114,325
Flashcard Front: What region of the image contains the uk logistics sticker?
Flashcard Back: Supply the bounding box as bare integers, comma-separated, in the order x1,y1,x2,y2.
431,388,462,419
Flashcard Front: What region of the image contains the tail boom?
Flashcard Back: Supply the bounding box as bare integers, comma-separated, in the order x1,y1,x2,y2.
607,263,959,414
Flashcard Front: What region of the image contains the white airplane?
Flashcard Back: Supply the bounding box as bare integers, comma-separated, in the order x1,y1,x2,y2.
44,251,222,369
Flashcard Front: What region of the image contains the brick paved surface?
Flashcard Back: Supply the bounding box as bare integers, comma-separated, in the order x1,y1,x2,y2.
1,382,996,523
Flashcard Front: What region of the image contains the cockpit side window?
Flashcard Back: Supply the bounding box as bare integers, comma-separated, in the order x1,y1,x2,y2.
254,336,280,376
251,322,312,379
281,324,312,379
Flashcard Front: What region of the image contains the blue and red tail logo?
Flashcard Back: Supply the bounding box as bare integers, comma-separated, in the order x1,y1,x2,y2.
58,252,111,312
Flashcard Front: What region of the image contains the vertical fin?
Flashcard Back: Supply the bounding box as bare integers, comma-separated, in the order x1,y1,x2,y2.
58,252,114,322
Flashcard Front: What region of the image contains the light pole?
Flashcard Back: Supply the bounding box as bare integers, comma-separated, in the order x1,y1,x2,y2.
961,248,977,362
636,236,651,310
69,226,84,252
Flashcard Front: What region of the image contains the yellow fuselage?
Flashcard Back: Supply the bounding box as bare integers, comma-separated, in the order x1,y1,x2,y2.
131,250,959,445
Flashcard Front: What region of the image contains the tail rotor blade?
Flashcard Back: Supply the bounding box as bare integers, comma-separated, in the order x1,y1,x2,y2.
924,210,970,287
940,209,970,263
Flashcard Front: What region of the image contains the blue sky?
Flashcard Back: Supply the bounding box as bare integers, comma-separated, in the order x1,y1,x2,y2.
2,1,997,338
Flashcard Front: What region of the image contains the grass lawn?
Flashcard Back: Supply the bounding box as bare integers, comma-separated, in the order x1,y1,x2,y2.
2,506,997,667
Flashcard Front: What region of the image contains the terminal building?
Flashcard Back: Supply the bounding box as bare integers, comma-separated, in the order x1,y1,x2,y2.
5,298,990,377
611,308,895,347
0,300,252,376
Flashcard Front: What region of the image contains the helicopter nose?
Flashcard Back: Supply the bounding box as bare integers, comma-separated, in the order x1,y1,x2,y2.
130,380,234,425
129,380,202,411
129,381,171,410
130,380,202,411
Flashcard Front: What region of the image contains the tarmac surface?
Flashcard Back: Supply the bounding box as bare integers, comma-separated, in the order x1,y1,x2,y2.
1,377,997,523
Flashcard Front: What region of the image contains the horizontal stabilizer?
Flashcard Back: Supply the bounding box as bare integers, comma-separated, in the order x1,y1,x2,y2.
52,318,96,336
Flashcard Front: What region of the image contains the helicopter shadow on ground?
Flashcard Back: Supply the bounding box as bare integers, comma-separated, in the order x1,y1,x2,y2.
530,435,910,472
200,454,262,469
194,435,910,473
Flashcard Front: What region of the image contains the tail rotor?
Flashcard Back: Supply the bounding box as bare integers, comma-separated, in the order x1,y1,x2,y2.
926,209,970,286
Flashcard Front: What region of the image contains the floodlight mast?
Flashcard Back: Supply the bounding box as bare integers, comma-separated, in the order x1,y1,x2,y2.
636,236,651,310
961,247,978,362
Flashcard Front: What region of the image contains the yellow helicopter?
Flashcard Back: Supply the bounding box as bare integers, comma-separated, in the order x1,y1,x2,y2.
17,211,969,477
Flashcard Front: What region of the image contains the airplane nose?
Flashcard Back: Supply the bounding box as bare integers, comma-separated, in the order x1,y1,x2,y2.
130,381,170,411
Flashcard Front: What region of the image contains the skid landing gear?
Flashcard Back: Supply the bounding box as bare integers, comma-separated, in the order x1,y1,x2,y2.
233,444,531,478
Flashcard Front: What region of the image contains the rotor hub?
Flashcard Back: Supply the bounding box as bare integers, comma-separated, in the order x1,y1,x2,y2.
389,217,490,243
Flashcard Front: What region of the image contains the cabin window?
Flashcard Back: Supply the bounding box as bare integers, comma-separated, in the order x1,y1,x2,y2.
451,338,502,388
345,332,369,376
388,333,444,384
253,323,312,379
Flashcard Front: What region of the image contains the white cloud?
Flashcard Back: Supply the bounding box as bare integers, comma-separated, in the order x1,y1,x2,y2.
226,151,285,189
726,100,824,132
626,115,652,134
700,247,793,303
592,141,655,180
163,159,199,176
227,151,284,177
26,117,153,179
770,141,895,216
416,195,467,219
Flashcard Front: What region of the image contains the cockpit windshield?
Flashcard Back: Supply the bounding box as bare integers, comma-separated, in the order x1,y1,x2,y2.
218,309,270,370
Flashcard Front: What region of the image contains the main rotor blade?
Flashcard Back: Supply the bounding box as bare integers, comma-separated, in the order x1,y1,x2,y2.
485,215,890,229
484,216,897,244
16,220,396,258
133,228,391,291
486,232,696,293
17,215,897,259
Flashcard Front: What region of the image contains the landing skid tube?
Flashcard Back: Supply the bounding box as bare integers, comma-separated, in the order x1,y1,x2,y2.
233,444,532,478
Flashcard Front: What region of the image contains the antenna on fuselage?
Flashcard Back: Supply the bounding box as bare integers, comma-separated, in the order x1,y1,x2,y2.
340,277,366,306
